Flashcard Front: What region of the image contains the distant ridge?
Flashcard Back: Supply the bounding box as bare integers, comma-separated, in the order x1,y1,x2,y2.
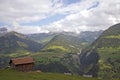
0,31,43,54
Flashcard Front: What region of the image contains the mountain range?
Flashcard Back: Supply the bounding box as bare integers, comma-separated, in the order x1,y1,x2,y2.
1,24,120,79
0,30,102,73
27,31,102,73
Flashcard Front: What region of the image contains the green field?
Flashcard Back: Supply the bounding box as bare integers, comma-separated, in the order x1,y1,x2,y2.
0,69,101,80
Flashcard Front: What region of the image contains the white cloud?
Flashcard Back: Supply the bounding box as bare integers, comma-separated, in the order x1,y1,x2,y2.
5,21,49,34
0,0,53,23
39,0,120,33
0,0,120,34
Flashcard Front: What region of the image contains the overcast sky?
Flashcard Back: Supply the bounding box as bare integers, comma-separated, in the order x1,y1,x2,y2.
0,0,120,34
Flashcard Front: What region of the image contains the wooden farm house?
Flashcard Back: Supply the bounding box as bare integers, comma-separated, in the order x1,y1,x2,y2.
9,57,35,72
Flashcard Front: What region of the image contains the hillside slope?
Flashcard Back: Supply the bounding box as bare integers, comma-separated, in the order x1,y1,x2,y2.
0,31,43,55
80,23,120,79
43,34,88,53
0,69,101,80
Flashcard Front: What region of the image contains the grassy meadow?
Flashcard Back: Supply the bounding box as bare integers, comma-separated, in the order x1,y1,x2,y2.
0,69,101,80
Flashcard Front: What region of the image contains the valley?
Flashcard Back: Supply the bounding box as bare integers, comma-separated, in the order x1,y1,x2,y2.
0,30,101,74
0,23,120,80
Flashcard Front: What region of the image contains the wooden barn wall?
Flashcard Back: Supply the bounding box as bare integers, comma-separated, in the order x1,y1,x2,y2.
15,63,34,72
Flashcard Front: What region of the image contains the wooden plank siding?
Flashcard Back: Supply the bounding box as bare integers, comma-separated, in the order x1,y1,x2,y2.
15,63,34,72
9,57,35,72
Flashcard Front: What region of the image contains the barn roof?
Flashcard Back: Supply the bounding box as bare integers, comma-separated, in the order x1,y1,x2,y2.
10,57,34,65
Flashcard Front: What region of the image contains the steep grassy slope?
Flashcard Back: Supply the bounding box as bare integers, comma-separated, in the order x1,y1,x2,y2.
0,31,42,55
43,34,88,53
80,23,120,79
32,52,81,74
0,69,101,80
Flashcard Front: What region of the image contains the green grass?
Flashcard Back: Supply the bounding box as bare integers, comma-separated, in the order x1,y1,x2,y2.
17,41,28,48
46,45,69,52
31,51,82,74
97,47,120,79
97,47,120,61
31,52,64,64
0,69,101,80
105,35,120,39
